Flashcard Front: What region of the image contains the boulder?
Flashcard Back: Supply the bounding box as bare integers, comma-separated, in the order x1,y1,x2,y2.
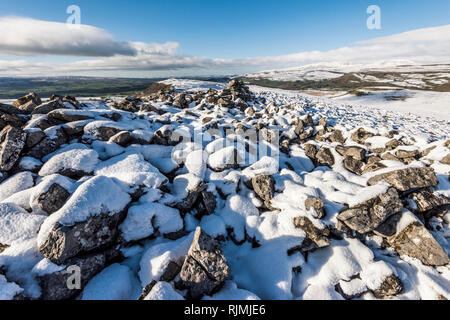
351,128,375,144
406,189,450,213
305,197,326,219
0,126,27,171
179,227,230,298
38,249,121,300
328,130,345,143
32,183,71,215
389,221,449,266
12,92,41,108
372,275,403,298
338,188,403,234
32,100,66,115
26,127,67,160
38,176,131,264
336,145,366,161
343,156,364,175
251,175,275,202
367,167,439,192
316,147,335,167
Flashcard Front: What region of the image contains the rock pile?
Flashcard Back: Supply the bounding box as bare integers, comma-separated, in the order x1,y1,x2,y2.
0,79,448,300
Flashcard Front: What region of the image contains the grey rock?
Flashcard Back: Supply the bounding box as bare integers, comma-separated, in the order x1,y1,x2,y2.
251,175,275,202
33,183,70,215
39,211,126,265
316,147,335,167
328,130,345,143
338,188,403,234
389,222,449,266
367,167,439,192
0,126,27,171
372,274,403,298
111,131,132,147
351,128,375,144
343,156,364,175
27,127,67,159
336,145,366,161
47,109,94,122
304,144,317,160
293,216,330,248
32,100,66,115
407,188,450,213
12,92,41,108
38,249,121,300
305,197,326,219
180,227,230,299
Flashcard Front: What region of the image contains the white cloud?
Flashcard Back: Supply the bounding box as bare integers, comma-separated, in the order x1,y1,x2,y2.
0,17,137,57
0,17,449,76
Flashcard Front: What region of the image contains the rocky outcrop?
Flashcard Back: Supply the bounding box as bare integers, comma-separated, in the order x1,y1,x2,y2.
179,227,230,298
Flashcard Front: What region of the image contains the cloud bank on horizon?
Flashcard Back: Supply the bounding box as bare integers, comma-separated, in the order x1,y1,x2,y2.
0,17,449,77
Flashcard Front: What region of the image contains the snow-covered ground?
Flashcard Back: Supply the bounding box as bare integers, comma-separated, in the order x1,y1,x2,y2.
0,79,449,300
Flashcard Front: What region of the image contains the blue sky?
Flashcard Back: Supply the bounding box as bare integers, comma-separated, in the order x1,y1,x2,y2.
0,0,449,77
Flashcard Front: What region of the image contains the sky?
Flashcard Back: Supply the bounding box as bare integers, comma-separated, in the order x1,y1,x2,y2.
0,0,449,78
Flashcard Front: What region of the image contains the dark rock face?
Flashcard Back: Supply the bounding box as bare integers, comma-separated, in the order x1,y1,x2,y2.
293,216,330,248
389,222,449,267
39,211,126,265
33,183,71,215
316,147,335,167
338,188,403,234
38,249,121,300
372,275,403,298
367,167,439,192
179,227,230,299
0,126,27,171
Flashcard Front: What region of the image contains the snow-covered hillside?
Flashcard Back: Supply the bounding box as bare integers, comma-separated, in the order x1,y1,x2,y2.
0,80,448,300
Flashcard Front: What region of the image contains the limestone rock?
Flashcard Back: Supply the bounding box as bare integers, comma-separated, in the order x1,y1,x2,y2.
338,188,403,234
389,222,449,266
293,216,330,248
180,227,230,298
367,167,439,192
351,128,374,144
32,183,71,215
0,126,27,171
316,147,334,167
305,197,326,219
336,145,366,161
